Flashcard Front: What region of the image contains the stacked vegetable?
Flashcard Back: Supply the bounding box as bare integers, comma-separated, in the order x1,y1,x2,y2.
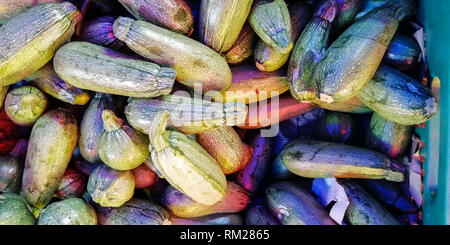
0,0,435,225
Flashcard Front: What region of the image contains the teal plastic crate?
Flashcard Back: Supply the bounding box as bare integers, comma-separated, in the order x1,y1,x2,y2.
418,0,450,225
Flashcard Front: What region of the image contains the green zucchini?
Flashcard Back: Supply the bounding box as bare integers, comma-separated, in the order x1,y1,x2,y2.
53,41,176,98
281,139,404,181
0,2,80,86
365,112,413,158
288,0,336,102
113,17,232,92
37,198,97,225
21,108,79,213
87,164,135,207
249,0,293,54
4,85,48,126
26,63,91,105
118,0,194,35
97,198,171,225
313,4,405,103
358,65,437,125
0,154,22,193
79,93,116,164
254,1,312,72
99,110,149,170
266,181,336,225
0,193,36,225
340,180,400,225
148,111,227,205
162,182,250,218
199,0,253,53
125,94,247,135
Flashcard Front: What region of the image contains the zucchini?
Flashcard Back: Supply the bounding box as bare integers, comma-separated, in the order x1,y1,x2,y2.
0,193,36,225
254,1,312,72
149,111,227,205
96,198,171,225
98,110,149,170
0,0,60,24
199,0,253,53
222,65,290,104
358,65,437,125
317,111,354,143
383,33,422,71
79,93,116,164
53,41,176,98
197,126,251,175
21,108,78,213
162,182,249,218
224,23,257,65
37,198,97,225
281,139,404,181
236,134,274,194
0,2,80,86
365,112,413,158
313,4,405,103
340,180,400,225
249,0,293,54
87,164,135,207
288,0,336,102
113,17,232,92
118,0,194,35
125,94,247,135
4,85,48,126
266,181,336,225
26,63,91,105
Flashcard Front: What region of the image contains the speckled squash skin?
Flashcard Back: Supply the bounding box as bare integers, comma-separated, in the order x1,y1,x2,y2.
288,0,336,102
358,65,437,125
197,126,250,175
0,0,60,24
37,198,97,225
118,0,194,35
87,164,135,208
79,93,116,164
125,95,247,135
383,33,422,70
162,182,250,218
0,192,36,225
365,112,413,158
224,23,257,65
340,180,400,225
0,154,23,193
266,181,336,225
313,4,405,103
98,110,149,171
21,108,78,213
0,2,80,87
199,0,253,53
254,1,312,72
26,63,91,105
97,198,171,225
280,139,404,181
149,111,227,205
249,0,293,54
4,86,48,126
53,41,176,98
113,17,232,93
